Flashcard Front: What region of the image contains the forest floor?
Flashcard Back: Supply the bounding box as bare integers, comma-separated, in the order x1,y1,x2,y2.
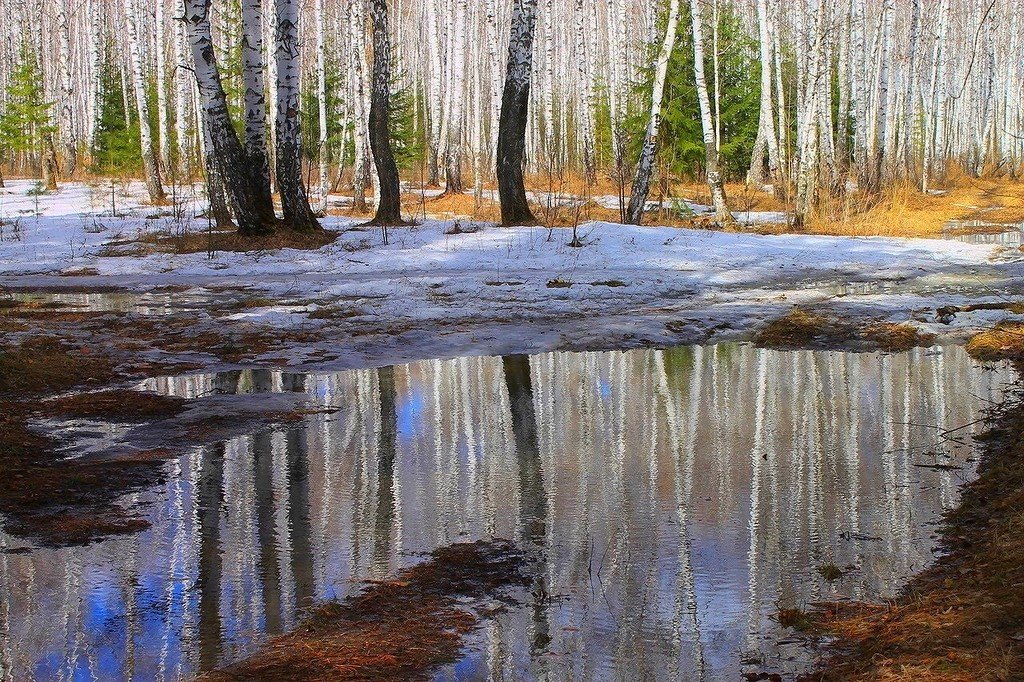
3,177,1024,679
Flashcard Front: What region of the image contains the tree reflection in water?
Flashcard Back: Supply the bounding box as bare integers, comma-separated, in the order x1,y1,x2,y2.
0,344,1012,680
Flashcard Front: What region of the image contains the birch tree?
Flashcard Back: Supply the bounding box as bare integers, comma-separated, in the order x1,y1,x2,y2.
123,0,166,203
241,0,275,218
367,0,407,227
184,0,276,234
625,0,679,225
496,0,539,226
273,0,320,231
687,0,730,221
747,0,781,192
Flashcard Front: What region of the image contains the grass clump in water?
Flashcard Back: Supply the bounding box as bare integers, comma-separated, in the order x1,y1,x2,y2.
777,607,815,631
817,563,845,582
206,539,529,681
862,322,935,353
966,323,1024,362
0,337,115,396
754,310,853,349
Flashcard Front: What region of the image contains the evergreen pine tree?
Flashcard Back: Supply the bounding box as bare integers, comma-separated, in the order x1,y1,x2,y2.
91,54,143,175
0,45,58,184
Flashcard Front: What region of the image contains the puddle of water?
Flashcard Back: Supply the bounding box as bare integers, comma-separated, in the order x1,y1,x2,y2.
7,288,272,316
944,220,1024,247
0,344,1012,680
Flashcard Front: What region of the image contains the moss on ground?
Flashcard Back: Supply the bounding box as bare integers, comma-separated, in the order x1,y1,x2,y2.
754,310,933,353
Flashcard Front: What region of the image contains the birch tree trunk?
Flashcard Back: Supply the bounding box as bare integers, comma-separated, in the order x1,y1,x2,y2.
184,0,276,234
367,0,407,227
56,2,77,176
124,0,166,203
573,0,596,183
902,0,921,175
155,0,171,171
87,0,104,155
315,0,329,210
174,17,193,176
496,0,539,226
200,108,235,228
866,0,894,194
274,0,320,231
424,0,443,186
241,0,275,217
442,0,468,195
794,0,827,228
350,0,371,212
747,0,780,193
687,0,729,221
625,0,679,226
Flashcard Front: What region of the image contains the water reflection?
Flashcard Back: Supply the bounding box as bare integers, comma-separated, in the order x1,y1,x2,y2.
944,220,1024,247
0,344,1012,681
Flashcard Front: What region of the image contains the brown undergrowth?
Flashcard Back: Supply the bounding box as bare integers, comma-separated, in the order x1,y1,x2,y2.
206,539,529,681
807,370,1024,681
754,310,934,352
0,336,115,394
800,177,1024,238
965,323,1024,363
100,228,340,257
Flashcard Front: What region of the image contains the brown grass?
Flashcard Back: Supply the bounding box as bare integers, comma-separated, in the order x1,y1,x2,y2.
206,539,529,681
101,229,340,257
801,178,1024,238
0,337,115,396
754,310,933,352
966,323,1024,363
809,378,1024,681
403,191,503,222
41,389,185,420
0,400,173,546
863,322,936,353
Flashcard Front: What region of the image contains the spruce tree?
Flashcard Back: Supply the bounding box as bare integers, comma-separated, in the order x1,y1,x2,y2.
0,46,58,186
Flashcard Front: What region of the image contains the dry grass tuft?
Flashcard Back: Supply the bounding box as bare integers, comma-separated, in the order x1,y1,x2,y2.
777,607,815,631
754,310,933,353
754,310,852,349
966,323,1024,363
206,539,529,681
863,323,936,353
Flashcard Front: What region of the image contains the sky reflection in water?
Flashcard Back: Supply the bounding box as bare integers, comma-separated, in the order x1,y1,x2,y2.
0,343,1012,681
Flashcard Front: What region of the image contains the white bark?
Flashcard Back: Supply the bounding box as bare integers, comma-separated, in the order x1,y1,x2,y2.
625,0,679,225
687,0,729,221
124,0,165,202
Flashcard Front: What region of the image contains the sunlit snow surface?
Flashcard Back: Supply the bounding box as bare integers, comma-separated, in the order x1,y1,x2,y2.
2,180,1023,358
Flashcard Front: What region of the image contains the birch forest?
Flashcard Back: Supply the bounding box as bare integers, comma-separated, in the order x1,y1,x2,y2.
1,0,1021,228
7,1,1024,679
